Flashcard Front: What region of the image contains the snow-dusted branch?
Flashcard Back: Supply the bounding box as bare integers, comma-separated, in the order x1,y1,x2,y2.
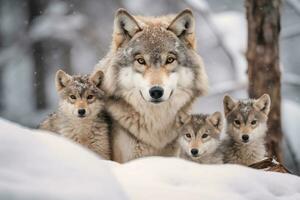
184,0,239,80
209,80,247,95
286,0,300,16
0,38,29,66
284,0,300,39
282,24,300,39
207,73,300,96
283,73,300,86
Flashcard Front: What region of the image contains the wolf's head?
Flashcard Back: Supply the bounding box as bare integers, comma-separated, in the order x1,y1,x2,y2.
178,112,223,159
223,94,271,144
103,9,207,107
55,70,105,119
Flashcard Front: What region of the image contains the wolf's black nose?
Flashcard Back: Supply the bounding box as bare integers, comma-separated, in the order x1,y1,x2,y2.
149,86,164,99
191,148,199,156
78,109,86,117
242,134,249,142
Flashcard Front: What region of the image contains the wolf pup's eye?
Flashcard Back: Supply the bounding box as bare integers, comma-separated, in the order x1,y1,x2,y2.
185,133,191,139
136,58,146,65
202,133,208,139
70,95,76,100
234,119,241,126
87,95,94,100
251,120,257,125
166,56,175,64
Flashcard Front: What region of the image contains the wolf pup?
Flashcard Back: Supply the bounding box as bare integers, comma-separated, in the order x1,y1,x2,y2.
94,9,208,163
222,94,271,166
39,70,111,160
177,112,224,164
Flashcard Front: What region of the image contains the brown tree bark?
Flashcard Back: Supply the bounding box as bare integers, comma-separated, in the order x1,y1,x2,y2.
246,0,283,161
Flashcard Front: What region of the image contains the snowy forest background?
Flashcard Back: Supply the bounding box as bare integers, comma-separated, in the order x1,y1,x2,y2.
0,0,300,174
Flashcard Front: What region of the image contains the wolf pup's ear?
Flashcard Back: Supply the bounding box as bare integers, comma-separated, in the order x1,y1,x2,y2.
113,8,141,49
176,111,191,128
207,112,223,132
55,70,72,91
223,95,236,116
168,9,196,49
90,70,104,88
254,94,271,115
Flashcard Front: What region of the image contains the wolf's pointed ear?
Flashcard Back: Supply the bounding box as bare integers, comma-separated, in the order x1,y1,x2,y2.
223,95,236,116
168,9,196,49
176,111,191,128
90,70,104,89
55,70,72,91
207,112,223,132
254,94,271,115
113,8,141,49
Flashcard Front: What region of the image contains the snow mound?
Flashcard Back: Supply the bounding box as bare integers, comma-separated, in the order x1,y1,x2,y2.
112,157,300,200
0,118,126,200
1,118,300,200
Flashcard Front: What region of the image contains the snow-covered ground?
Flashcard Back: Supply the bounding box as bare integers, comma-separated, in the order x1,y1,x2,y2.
0,118,300,200
113,158,300,200
0,119,126,200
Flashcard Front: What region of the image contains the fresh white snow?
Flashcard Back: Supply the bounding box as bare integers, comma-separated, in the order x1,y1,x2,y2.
0,118,127,200
112,157,300,200
0,118,300,200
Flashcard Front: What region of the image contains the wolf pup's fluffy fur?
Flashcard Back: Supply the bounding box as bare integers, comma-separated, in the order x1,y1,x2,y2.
221,94,271,166
39,70,111,160
94,9,208,163
177,112,224,164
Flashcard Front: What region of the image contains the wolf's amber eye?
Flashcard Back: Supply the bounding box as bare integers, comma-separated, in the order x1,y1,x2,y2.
137,58,146,65
185,133,191,138
166,57,175,64
87,95,94,100
251,120,257,125
202,133,208,139
234,120,241,126
70,95,76,100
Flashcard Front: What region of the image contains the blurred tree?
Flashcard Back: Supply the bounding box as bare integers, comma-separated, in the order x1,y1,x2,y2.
28,0,48,109
246,0,282,161
0,33,2,111
28,0,73,110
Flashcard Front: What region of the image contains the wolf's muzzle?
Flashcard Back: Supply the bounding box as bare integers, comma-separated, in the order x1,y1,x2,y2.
242,134,249,143
78,109,86,118
149,86,164,100
191,148,199,156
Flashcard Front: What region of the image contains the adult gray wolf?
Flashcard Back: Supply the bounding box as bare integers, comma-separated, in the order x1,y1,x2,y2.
94,8,208,163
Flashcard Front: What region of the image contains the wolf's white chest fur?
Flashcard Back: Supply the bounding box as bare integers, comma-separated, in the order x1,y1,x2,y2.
52,115,110,160
112,88,192,149
58,119,92,139
223,137,266,166
109,89,193,162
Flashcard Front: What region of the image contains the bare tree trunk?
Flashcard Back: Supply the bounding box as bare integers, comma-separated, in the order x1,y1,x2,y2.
0,68,3,111
0,0,4,111
28,0,48,109
32,41,47,109
246,0,283,161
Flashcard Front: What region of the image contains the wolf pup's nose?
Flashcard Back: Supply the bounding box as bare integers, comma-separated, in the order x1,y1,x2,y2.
78,109,86,117
191,148,199,156
149,86,164,100
242,134,249,142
